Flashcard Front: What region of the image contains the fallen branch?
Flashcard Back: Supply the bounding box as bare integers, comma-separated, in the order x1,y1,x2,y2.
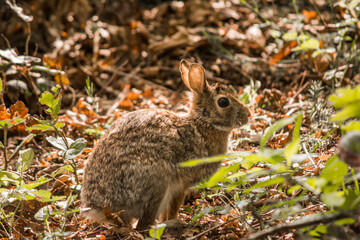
245,211,355,240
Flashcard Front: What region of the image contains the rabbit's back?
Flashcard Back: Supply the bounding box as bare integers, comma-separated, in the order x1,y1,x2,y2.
81,109,220,218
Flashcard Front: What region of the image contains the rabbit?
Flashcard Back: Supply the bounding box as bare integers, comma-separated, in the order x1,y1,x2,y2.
80,59,250,229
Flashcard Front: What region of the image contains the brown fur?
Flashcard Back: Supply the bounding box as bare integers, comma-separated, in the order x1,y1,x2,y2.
81,59,250,229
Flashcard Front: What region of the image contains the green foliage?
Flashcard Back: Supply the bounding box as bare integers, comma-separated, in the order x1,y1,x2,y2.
39,85,62,119
183,87,360,236
16,148,34,173
46,136,87,159
284,112,302,166
329,85,360,124
292,37,320,52
260,112,301,150
147,223,166,240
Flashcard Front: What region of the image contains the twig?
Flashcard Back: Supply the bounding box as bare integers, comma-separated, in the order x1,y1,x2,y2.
187,216,240,240
105,84,130,116
25,22,31,56
308,0,327,26
293,80,310,100
1,34,12,49
245,211,355,240
302,143,316,166
238,1,279,30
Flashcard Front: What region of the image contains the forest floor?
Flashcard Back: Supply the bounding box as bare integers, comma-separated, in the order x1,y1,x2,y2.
0,0,360,239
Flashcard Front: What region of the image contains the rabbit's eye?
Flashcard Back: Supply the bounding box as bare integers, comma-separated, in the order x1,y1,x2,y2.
218,97,230,108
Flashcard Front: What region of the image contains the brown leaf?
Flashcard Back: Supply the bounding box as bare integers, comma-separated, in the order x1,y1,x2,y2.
10,101,28,119
303,10,317,22
269,41,298,66
0,104,11,120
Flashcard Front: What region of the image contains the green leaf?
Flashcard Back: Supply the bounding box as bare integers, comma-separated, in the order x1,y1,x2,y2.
260,113,300,150
329,85,360,109
39,85,62,119
335,218,356,225
149,223,166,240
34,205,53,221
320,155,348,183
342,121,360,132
64,138,87,159
46,136,73,151
331,102,360,122
0,171,22,186
26,123,56,132
0,118,25,129
26,120,65,132
292,38,320,51
22,176,51,190
321,192,345,207
207,165,239,187
282,32,298,41
16,148,34,172
245,177,286,193
284,112,303,167
0,77,3,93
181,154,232,167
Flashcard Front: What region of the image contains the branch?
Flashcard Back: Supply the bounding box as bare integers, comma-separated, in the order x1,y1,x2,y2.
245,211,355,240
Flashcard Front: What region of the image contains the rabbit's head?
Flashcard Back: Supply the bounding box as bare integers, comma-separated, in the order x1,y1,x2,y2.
180,59,250,132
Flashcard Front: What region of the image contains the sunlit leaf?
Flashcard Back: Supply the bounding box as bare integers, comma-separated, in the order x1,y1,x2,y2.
245,176,286,193
260,113,300,150
64,138,87,159
331,102,360,122
0,171,22,186
22,176,51,190
284,112,303,167
342,121,360,132
207,165,239,187
46,136,73,151
321,191,345,207
34,205,53,221
0,77,3,93
16,148,34,172
329,85,360,109
282,32,298,41
292,38,320,51
39,85,62,118
320,155,348,184
181,154,232,167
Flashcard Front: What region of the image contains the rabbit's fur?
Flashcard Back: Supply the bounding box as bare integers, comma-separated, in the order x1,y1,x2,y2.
81,59,250,229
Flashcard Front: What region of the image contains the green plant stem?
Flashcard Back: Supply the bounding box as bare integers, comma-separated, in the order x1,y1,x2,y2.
8,133,34,161
0,208,11,238
70,159,79,185
352,168,359,195
4,128,8,170
10,200,22,236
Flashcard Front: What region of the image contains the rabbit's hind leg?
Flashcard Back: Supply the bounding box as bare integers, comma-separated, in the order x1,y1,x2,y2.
165,189,187,220
136,192,168,230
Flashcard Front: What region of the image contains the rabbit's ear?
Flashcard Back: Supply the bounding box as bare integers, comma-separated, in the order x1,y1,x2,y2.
188,64,206,94
180,59,191,89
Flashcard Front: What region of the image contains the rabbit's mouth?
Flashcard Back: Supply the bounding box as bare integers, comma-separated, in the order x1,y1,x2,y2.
237,113,249,126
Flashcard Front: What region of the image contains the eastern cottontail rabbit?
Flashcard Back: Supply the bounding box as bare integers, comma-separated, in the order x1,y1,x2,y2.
81,59,250,229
